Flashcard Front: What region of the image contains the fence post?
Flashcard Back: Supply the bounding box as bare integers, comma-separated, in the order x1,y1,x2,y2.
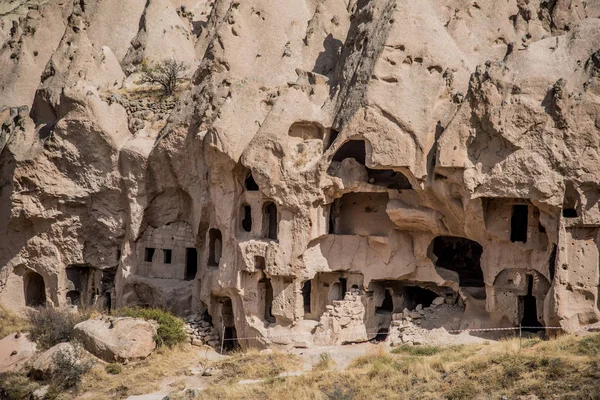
220,322,225,355
519,324,522,352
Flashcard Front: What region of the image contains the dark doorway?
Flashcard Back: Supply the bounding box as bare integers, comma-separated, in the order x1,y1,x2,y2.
302,280,311,314
245,174,259,191
220,298,238,351
373,328,389,342
511,205,528,243
403,286,439,310
208,228,222,267
185,248,198,280
261,277,275,323
376,289,394,314
66,290,81,306
263,202,278,240
339,278,347,300
241,204,252,232
325,129,339,150
367,169,412,190
24,272,46,307
520,275,543,332
332,140,366,164
144,247,155,262
431,237,484,287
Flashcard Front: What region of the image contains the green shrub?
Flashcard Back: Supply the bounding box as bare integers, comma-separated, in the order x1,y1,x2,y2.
112,307,186,347
391,345,441,356
27,307,89,350
105,363,122,375
0,372,40,400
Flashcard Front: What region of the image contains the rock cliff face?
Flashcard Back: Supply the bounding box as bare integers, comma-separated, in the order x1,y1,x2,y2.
2,0,600,348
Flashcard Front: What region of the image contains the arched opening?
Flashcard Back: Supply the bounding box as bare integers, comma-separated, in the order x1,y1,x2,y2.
302,280,312,315
66,290,81,306
332,140,366,164
260,276,275,323
376,289,394,314
519,275,544,332
241,204,252,232
24,271,46,307
185,248,198,280
262,202,278,240
245,174,259,191
208,228,222,267
431,236,484,288
288,121,323,140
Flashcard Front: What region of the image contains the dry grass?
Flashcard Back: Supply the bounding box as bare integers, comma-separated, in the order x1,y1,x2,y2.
213,349,302,384
201,333,600,400
0,305,29,339
76,345,200,400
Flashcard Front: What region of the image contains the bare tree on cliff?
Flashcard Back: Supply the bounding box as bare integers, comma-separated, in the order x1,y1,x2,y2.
137,58,189,96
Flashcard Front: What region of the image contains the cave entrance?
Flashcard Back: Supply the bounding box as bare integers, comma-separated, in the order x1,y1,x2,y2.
332,140,366,164
431,236,484,288
262,202,278,240
510,204,528,243
66,290,81,306
367,169,412,190
208,228,222,267
245,174,259,191
241,204,252,232
302,280,312,315
403,286,439,310
24,271,46,307
185,248,198,281
376,289,394,314
519,275,543,332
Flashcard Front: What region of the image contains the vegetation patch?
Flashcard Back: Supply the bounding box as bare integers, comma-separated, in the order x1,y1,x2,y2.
112,307,186,348
0,305,29,339
27,307,89,350
215,349,302,383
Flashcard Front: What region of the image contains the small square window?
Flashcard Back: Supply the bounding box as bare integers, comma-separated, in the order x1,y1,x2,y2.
144,248,155,262
163,249,172,264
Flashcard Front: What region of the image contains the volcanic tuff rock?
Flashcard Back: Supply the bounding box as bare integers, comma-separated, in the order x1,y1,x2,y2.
1,0,600,348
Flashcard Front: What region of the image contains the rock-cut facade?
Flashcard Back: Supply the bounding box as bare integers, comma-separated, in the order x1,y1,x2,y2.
1,0,600,347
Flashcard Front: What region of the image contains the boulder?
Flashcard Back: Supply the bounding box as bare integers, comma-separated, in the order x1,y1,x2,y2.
432,297,445,306
0,332,37,373
31,342,75,379
73,317,157,362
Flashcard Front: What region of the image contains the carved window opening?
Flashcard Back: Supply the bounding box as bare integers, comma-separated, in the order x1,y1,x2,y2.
510,205,528,243
260,276,275,323
245,174,259,191
25,271,46,307
185,248,198,281
288,122,324,140
163,249,172,264
254,255,265,270
431,236,484,287
144,248,155,262
519,275,543,332
262,202,278,240
562,182,579,218
302,280,312,315
241,204,252,232
208,229,222,267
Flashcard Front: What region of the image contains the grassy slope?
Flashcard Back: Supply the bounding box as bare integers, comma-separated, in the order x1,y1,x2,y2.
201,334,600,400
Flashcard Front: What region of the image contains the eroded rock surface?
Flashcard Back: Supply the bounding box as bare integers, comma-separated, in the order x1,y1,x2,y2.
73,316,157,362
1,0,600,349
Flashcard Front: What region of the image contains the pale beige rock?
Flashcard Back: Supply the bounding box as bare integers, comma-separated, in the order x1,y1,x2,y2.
0,332,37,373
73,317,157,362
31,342,75,379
